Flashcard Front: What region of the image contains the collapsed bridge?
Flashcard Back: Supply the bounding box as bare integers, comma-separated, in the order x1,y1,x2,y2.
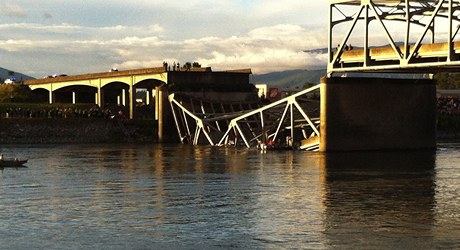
169,85,321,151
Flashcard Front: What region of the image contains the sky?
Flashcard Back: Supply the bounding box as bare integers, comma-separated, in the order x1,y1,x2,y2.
0,0,330,78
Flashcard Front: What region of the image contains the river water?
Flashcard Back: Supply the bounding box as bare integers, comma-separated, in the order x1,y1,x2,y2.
0,143,459,249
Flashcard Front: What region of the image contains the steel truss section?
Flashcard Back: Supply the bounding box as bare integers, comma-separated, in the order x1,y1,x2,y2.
217,85,320,150
168,85,321,151
168,94,217,146
328,0,460,75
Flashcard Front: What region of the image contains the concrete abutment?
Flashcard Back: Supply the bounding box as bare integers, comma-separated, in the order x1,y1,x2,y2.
320,77,437,152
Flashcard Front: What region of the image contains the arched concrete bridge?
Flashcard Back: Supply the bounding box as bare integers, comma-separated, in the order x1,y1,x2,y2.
25,67,168,120
24,67,253,142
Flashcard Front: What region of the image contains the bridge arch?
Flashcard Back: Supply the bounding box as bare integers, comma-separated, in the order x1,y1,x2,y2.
30,88,50,103
134,78,165,88
53,85,98,104
101,81,130,106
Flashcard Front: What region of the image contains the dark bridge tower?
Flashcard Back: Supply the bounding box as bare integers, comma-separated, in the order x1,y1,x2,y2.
320,77,436,151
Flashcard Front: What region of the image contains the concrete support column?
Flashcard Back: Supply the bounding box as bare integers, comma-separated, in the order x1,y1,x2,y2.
96,90,105,107
155,87,160,121
97,80,104,107
320,77,437,152
129,81,135,120
146,88,151,106
49,90,54,104
122,89,126,106
158,86,165,142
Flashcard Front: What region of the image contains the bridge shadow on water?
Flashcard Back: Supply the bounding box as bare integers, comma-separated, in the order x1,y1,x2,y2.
321,150,438,248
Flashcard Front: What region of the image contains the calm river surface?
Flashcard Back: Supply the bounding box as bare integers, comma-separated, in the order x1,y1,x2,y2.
0,143,460,249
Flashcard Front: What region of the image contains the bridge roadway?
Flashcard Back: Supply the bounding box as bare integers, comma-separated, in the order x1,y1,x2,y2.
333,41,460,74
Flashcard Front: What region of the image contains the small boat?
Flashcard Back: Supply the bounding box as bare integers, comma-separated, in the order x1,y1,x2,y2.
0,159,28,168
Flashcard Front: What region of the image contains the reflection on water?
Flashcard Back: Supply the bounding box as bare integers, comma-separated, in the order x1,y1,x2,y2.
0,144,459,249
323,151,437,248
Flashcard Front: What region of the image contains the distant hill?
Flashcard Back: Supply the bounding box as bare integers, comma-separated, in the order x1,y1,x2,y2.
0,67,35,83
252,67,428,89
253,69,326,89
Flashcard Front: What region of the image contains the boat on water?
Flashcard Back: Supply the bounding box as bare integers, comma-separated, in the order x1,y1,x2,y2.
0,159,28,168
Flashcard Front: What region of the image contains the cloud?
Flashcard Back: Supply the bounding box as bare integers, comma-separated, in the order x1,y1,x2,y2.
108,24,328,74
0,22,328,77
1,2,27,18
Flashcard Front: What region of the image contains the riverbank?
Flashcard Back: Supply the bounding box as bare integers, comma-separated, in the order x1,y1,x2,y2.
0,118,156,144
0,117,458,145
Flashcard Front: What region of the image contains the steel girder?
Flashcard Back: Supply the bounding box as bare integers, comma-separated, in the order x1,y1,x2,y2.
328,0,460,75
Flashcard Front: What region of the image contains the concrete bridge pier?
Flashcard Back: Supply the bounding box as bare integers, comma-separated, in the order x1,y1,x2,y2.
97,90,105,107
156,85,166,143
320,77,437,152
129,84,135,120
49,90,54,104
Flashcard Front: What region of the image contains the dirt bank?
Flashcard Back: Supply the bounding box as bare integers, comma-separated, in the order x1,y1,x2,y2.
0,118,155,144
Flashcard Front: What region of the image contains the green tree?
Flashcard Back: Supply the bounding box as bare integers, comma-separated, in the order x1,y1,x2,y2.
435,72,460,89
0,85,32,103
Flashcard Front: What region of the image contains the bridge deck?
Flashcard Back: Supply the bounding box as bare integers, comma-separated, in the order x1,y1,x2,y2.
333,41,460,73
341,42,460,62
25,67,167,86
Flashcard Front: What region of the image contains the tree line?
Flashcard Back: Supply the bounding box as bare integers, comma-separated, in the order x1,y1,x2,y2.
435,72,460,89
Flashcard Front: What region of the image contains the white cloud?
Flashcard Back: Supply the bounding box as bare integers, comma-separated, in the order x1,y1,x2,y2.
0,22,329,77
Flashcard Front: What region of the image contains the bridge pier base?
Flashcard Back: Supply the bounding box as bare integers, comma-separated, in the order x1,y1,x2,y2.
320,77,437,152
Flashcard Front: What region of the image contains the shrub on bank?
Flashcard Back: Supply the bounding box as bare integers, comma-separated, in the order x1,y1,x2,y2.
0,84,32,103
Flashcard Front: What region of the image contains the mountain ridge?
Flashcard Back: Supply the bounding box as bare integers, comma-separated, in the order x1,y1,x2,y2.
252,67,429,89
0,67,35,83
252,69,326,89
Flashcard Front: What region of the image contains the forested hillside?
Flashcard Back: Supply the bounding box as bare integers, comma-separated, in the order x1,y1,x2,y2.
252,69,326,89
